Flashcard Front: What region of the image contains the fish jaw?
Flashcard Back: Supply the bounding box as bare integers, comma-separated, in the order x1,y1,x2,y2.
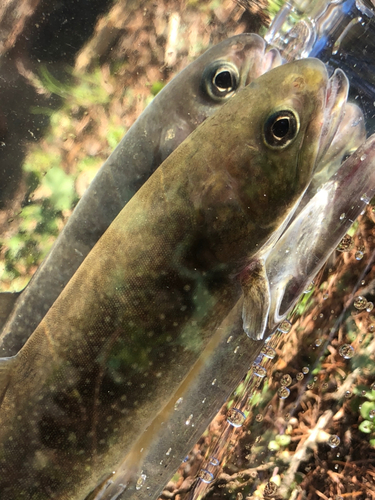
312,101,366,190
315,68,349,167
269,133,375,330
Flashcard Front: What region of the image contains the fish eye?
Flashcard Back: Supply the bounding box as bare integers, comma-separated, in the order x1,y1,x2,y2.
201,61,240,101
263,110,299,149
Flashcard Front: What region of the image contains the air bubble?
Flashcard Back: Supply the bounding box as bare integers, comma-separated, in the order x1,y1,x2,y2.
328,435,340,448
355,250,364,260
366,302,374,313
253,363,267,378
344,390,352,399
255,414,263,422
185,414,193,426
209,457,220,466
296,372,304,381
278,319,292,334
198,469,214,483
227,336,233,343
264,481,278,496
339,213,346,220
361,193,370,204
360,154,367,161
337,234,354,252
278,387,290,399
303,281,314,293
227,408,246,427
353,295,368,310
136,473,147,490
280,374,292,387
369,409,375,419
261,345,276,359
302,367,309,374
339,344,354,359
174,398,183,410
315,338,322,347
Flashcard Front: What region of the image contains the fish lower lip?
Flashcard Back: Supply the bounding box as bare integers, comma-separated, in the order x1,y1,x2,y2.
318,68,349,163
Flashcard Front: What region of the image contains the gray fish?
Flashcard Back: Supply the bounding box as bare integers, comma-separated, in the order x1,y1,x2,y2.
0,58,335,499
245,133,375,341
0,34,282,356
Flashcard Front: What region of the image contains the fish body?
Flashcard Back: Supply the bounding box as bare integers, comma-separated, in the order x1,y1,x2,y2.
0,59,334,499
0,34,282,356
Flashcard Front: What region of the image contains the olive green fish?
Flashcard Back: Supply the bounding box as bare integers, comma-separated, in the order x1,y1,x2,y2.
0,59,336,500
0,34,281,357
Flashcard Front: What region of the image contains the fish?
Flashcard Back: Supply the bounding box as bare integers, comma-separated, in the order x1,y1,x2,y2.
0,58,337,500
0,34,282,357
244,133,375,341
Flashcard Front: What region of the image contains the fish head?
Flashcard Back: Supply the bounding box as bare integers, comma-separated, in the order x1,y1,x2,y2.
158,34,282,160
190,58,346,272
231,58,346,245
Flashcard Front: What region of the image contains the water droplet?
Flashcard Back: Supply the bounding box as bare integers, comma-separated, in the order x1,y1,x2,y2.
366,302,374,313
361,193,370,204
369,324,375,333
253,363,267,378
302,366,309,374
370,409,375,419
337,234,354,252
185,414,193,426
306,382,315,389
354,295,368,310
315,338,323,347
234,346,240,354
280,374,292,387
136,473,147,490
344,390,352,399
166,448,172,456
209,457,220,466
322,382,328,390
174,397,183,410
323,292,329,300
264,481,278,496
339,344,355,359
303,281,314,293
255,414,263,422
296,372,304,381
328,435,340,448
339,213,346,220
278,387,290,399
278,319,292,334
227,408,246,428
355,250,364,260
360,154,367,161
198,469,214,483
261,345,276,359
227,336,233,343
212,378,217,386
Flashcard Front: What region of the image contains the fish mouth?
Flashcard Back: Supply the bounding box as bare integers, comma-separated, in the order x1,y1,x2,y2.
316,68,349,165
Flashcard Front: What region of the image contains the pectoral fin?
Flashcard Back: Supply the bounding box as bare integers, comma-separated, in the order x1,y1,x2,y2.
0,291,21,331
241,259,271,341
